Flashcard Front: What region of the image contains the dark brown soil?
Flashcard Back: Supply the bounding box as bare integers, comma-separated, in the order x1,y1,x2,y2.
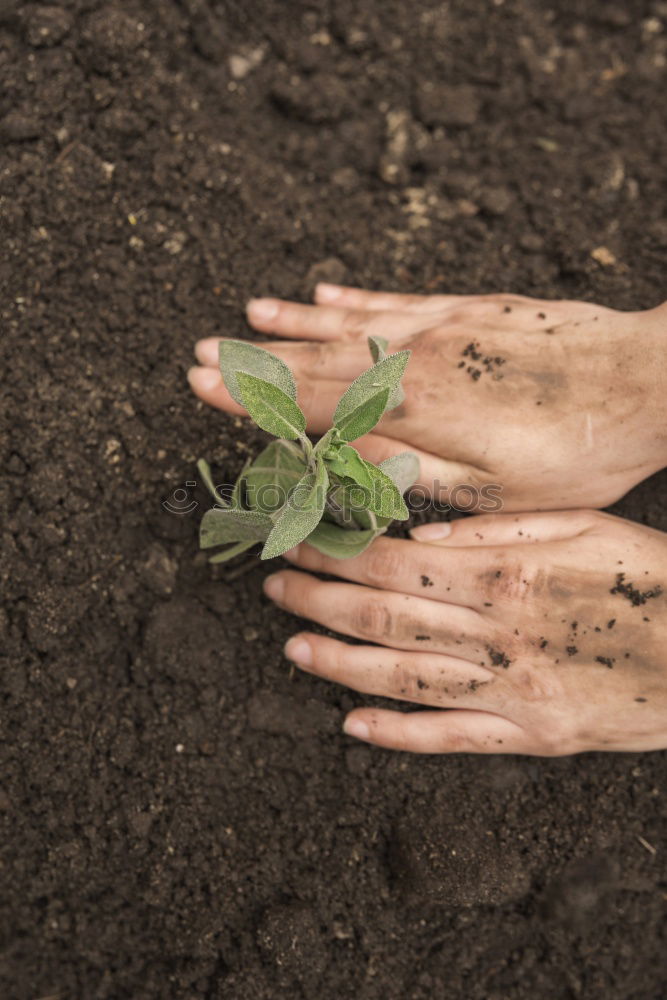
1,2,667,998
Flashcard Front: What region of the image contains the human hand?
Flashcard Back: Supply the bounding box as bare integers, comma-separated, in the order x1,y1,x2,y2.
189,286,667,511
261,510,667,755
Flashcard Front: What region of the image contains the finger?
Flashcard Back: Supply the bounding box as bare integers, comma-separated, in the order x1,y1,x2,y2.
188,365,344,433
195,336,370,382
284,632,498,709
246,298,429,341
187,366,247,416
264,570,496,661
314,283,472,314
284,535,492,612
342,708,529,754
352,433,488,508
410,511,599,547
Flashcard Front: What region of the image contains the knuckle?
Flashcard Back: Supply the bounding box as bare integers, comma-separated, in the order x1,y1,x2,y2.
481,558,546,603
352,597,393,639
440,307,468,327
341,309,369,340
363,543,404,587
298,341,332,376
441,723,470,752
510,666,559,704
482,560,528,601
532,723,573,757
297,378,316,414
391,661,424,701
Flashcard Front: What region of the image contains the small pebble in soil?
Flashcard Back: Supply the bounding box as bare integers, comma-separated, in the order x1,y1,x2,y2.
229,46,266,80
24,5,72,47
0,112,41,142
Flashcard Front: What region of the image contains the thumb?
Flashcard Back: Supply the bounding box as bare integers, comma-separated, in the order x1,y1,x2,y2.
353,433,486,508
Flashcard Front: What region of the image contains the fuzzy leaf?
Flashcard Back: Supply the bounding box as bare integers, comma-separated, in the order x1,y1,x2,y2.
333,351,409,439
348,507,385,531
333,386,390,442
324,444,373,489
324,479,384,532
379,452,420,494
200,508,273,549
245,440,308,513
197,458,230,507
368,335,389,363
360,460,409,520
367,337,405,408
306,521,381,559
230,459,251,508
236,372,306,440
261,459,329,559
208,539,257,564
219,339,297,404
312,426,340,457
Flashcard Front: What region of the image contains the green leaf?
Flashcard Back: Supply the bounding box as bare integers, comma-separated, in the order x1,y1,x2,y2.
368,335,389,363
367,337,405,408
200,508,273,549
261,458,329,559
379,452,420,494
325,460,407,522
324,444,373,489
245,440,308,513
325,478,367,527
306,521,382,559
334,385,390,442
333,351,410,440
236,372,306,440
312,426,341,457
219,339,297,404
349,507,385,531
197,458,229,507
208,539,257,564
230,459,251,508
359,460,409,520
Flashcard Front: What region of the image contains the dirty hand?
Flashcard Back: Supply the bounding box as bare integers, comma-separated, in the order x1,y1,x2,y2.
262,510,667,755
189,285,667,511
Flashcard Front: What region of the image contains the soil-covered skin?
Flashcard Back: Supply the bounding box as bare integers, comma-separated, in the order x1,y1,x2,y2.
1,1,666,997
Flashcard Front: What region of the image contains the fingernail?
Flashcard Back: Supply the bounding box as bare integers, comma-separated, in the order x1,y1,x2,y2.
263,573,285,602
247,298,279,322
194,337,219,366
343,717,370,741
410,521,453,541
283,544,301,562
315,282,342,302
284,636,312,666
187,366,221,392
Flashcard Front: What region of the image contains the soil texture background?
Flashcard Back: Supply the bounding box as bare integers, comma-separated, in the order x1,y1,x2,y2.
1,1,667,998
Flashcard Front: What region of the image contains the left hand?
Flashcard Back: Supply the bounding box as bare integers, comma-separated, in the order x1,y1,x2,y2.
189,285,667,511
263,509,667,755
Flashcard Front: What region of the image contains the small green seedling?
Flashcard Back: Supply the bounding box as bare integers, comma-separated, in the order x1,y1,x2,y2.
197,337,419,561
